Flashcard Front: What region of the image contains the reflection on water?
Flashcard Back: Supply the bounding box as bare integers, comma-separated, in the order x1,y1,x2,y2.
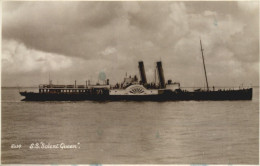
1,87,259,164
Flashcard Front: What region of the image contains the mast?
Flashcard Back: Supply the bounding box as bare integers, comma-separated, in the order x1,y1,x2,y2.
48,72,52,85
155,68,157,84
200,39,209,91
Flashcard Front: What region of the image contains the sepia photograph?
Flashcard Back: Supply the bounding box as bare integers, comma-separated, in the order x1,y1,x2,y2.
1,0,259,164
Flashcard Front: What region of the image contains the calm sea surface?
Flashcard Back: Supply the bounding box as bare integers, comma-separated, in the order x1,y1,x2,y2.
1,87,259,164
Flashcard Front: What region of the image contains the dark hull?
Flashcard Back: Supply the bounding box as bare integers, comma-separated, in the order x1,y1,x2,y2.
20,88,253,101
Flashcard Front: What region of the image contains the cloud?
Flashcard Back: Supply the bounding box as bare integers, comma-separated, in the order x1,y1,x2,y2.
3,2,123,59
2,39,74,74
237,1,259,13
100,47,117,56
2,1,259,87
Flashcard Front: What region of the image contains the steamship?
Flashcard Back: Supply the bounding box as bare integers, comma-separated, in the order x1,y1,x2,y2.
20,41,253,101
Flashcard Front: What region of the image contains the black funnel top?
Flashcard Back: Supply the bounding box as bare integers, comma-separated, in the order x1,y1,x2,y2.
138,61,147,84
156,61,165,88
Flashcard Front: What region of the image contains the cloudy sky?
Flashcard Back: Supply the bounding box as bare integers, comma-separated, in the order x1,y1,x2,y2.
2,1,259,87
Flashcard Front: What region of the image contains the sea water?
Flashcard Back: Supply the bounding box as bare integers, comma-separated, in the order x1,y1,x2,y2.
1,87,259,164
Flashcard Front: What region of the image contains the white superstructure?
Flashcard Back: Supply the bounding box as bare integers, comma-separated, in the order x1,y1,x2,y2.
109,85,158,95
